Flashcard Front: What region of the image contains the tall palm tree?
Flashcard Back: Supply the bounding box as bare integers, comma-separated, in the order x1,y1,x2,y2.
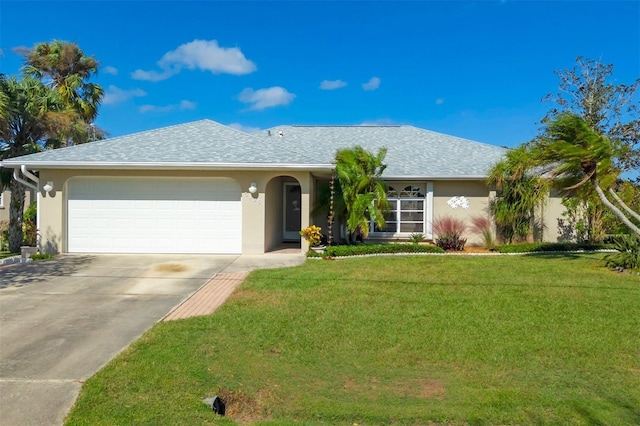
0,75,69,252
487,146,550,243
335,146,389,242
533,113,640,237
22,40,104,145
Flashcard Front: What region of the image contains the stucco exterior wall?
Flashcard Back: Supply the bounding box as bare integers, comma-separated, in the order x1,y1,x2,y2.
432,180,493,245
540,193,567,243
33,169,567,254
0,188,34,223
37,169,314,255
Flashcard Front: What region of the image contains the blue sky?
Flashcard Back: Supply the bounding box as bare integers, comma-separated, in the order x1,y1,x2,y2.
1,1,638,150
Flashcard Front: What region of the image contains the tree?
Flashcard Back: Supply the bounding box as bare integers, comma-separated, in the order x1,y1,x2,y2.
542,56,639,177
22,40,105,146
532,113,640,237
334,146,389,242
0,75,71,251
487,146,549,244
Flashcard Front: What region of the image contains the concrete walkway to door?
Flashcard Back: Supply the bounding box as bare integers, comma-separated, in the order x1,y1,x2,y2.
0,252,304,426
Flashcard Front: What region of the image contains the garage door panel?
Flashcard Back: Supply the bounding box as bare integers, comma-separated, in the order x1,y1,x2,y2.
68,178,242,254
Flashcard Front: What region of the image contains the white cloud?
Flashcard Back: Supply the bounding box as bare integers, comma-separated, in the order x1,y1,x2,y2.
179,100,197,110
139,99,197,113
103,66,118,75
102,85,146,105
362,76,381,91
132,39,256,82
227,122,261,133
130,69,174,82
435,98,445,105
238,86,295,111
320,79,347,90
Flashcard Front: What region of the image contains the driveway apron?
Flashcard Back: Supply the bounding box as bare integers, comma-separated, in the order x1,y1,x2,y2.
0,254,239,426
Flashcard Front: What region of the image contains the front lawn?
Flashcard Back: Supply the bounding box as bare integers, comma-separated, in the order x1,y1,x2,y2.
65,254,640,425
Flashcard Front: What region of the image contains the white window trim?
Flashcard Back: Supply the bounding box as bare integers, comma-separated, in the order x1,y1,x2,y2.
0,191,4,209
370,181,433,239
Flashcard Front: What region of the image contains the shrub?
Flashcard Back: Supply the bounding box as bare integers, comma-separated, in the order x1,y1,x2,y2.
30,253,54,261
300,225,323,247
409,232,425,244
432,216,467,251
0,220,8,252
470,215,496,249
22,203,37,246
324,243,444,258
604,235,640,270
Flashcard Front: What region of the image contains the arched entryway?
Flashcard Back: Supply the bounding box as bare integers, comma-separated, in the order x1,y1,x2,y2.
264,175,302,252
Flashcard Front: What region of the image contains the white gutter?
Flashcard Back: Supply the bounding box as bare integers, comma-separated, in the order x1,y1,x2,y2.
12,168,38,191
1,162,490,180
20,165,40,186
13,166,41,253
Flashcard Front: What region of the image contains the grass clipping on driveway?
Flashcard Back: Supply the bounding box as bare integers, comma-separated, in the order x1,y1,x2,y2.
65,254,640,425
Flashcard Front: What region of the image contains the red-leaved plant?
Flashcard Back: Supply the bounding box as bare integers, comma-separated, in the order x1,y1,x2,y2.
470,215,496,249
432,216,467,251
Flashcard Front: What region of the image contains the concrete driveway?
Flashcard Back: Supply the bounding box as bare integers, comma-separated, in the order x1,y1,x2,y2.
0,253,304,426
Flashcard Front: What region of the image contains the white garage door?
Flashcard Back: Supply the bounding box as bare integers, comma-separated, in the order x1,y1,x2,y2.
67,177,242,254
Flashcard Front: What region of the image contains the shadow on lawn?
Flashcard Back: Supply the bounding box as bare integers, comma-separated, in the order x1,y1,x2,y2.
0,255,95,290
521,251,605,260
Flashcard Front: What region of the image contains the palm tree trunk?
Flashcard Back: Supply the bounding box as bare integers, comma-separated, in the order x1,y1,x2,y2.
8,178,25,253
592,179,640,237
608,188,640,222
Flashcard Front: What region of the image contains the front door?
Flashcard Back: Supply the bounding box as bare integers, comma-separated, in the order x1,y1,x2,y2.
283,183,301,241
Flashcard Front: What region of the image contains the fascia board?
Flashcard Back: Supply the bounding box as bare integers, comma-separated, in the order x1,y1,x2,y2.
382,175,488,180
0,160,334,170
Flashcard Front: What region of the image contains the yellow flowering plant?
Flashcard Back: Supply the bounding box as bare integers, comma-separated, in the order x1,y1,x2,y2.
300,225,323,247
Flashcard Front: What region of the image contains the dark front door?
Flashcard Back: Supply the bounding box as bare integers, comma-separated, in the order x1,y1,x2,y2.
283,183,301,240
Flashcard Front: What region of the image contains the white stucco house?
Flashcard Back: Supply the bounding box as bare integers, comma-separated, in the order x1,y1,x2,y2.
0,119,565,254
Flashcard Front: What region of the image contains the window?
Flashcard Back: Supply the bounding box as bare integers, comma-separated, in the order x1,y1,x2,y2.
0,191,4,209
372,183,433,238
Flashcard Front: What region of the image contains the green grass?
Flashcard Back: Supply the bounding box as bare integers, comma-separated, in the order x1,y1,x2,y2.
65,254,640,425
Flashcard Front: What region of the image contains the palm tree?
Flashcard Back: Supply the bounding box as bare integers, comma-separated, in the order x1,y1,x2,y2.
334,146,389,242
533,113,640,237
0,75,69,252
22,40,104,145
487,146,550,243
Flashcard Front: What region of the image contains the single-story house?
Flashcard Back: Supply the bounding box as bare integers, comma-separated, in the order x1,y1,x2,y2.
0,119,565,254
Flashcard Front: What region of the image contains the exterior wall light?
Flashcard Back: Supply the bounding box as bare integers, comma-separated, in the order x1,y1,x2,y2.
43,181,54,193
248,182,258,194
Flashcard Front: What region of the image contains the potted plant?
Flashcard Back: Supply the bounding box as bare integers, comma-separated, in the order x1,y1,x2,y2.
300,225,325,253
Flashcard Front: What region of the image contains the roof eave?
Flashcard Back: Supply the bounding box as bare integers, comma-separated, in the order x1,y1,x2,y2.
0,161,335,172
383,175,488,181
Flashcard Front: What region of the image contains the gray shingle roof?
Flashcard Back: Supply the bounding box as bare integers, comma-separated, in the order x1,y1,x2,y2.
2,119,507,178
256,125,507,178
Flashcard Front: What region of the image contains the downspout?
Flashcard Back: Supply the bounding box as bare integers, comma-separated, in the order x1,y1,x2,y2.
13,166,40,252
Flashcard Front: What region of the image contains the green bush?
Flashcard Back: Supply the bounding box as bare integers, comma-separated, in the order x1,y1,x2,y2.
23,203,37,246
496,242,610,253
0,220,8,252
323,243,444,257
30,253,54,261
603,235,640,270
409,233,425,244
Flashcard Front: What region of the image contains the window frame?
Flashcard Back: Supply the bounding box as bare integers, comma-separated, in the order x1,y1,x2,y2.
370,182,433,239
